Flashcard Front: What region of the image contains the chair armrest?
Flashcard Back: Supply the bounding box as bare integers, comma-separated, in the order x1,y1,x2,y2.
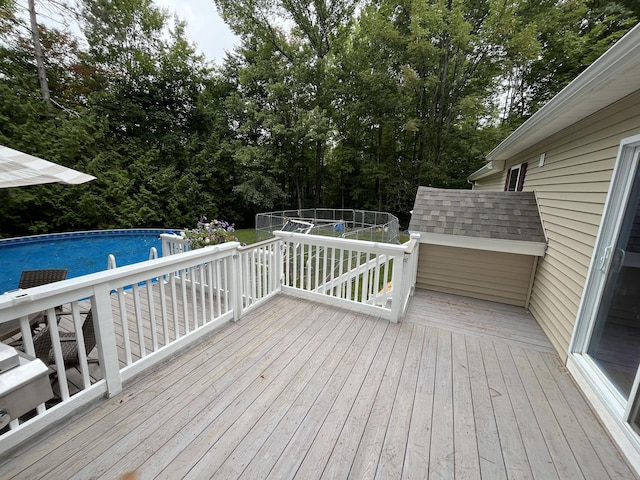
59,336,78,343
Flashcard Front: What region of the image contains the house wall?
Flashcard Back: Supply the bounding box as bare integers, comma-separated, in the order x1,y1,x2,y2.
416,244,535,307
473,90,640,359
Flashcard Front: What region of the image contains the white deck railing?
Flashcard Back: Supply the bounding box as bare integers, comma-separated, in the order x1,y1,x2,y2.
274,231,419,322
0,232,418,455
161,231,420,322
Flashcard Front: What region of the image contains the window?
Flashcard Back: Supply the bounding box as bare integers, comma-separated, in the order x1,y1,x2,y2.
504,162,528,191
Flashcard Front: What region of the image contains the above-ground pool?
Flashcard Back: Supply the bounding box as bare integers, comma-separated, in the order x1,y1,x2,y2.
0,229,174,294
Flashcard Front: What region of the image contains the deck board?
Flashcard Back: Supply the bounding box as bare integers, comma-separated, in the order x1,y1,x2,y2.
374,322,422,480
479,336,534,479
0,289,637,480
403,324,438,480
493,341,560,479
465,335,507,480
429,329,455,479
348,320,410,479
451,332,481,480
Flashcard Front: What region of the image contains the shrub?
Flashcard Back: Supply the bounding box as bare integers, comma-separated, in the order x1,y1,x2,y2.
182,217,240,249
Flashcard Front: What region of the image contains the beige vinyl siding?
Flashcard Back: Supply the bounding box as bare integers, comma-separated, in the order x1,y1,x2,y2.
416,244,534,307
475,90,640,359
473,171,507,190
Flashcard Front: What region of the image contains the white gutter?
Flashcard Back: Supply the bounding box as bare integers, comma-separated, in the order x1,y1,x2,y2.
468,21,640,181
467,160,505,181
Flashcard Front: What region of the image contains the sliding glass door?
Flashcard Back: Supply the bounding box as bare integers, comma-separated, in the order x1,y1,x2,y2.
587,162,640,398
572,136,640,433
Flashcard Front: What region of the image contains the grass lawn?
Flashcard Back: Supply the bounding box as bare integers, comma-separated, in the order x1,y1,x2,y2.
234,228,259,245
234,228,409,246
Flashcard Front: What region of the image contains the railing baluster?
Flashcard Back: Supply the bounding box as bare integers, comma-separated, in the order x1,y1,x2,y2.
207,261,215,322
146,280,158,351
253,250,258,302
315,245,320,291
242,251,250,308
231,253,242,320
264,246,270,297
307,244,311,289
381,257,387,303
117,288,132,365
170,272,179,340
159,274,169,346
259,249,264,300
70,302,91,389
48,307,70,400
181,267,189,334
321,245,328,294
190,266,198,329
373,253,381,305
216,259,223,317
346,249,353,300
132,284,146,358
199,265,206,326
361,251,370,303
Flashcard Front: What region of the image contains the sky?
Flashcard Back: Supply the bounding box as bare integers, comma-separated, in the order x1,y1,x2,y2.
154,0,239,64
29,0,239,65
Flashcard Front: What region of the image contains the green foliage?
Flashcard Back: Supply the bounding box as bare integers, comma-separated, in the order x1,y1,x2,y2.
501,0,638,122
181,217,240,249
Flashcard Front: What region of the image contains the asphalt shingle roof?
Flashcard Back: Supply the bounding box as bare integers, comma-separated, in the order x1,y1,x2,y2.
409,187,546,243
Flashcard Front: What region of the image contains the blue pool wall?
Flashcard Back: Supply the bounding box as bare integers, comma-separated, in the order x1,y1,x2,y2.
0,229,176,294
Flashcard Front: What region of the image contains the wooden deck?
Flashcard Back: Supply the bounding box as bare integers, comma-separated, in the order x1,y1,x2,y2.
0,289,637,479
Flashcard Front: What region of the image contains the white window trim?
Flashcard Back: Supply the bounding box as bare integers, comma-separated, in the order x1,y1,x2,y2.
506,162,524,191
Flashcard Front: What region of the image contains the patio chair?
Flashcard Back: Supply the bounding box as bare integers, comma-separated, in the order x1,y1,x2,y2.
20,310,97,407
0,269,68,341
40,310,97,368
17,324,53,363
20,269,68,330
18,310,96,367
18,269,68,289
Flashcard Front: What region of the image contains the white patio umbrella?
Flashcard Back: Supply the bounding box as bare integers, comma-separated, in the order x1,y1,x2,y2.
0,145,96,188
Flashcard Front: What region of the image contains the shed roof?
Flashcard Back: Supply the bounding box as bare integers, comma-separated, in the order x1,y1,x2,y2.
409,187,547,256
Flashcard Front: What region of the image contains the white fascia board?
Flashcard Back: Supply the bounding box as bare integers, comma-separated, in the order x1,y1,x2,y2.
413,231,547,256
486,23,640,162
467,160,506,181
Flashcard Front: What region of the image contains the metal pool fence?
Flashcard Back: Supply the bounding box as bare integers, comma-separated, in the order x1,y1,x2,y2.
255,209,400,244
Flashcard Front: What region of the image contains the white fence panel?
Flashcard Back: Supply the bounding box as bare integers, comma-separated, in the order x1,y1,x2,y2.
274,231,419,322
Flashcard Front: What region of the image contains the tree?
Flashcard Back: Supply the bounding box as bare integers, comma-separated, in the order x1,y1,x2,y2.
216,0,358,207
79,0,231,227
501,0,638,124
319,0,529,215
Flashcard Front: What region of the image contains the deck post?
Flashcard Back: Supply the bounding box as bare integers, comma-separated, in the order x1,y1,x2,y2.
408,233,421,297
91,284,122,397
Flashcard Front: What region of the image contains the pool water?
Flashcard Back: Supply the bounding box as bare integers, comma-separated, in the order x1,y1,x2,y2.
0,229,171,294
